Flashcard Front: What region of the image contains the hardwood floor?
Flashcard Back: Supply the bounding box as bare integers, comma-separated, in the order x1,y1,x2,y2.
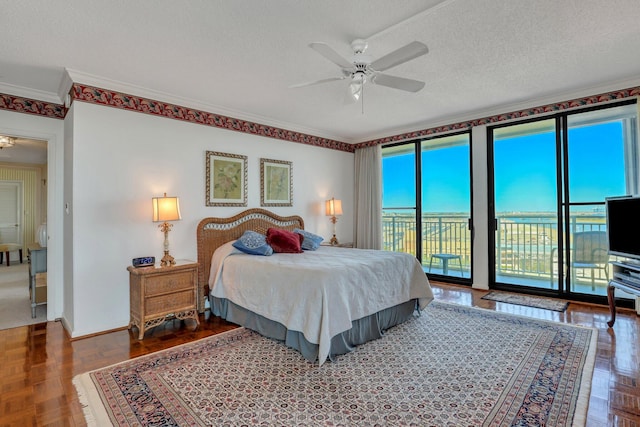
0,282,638,426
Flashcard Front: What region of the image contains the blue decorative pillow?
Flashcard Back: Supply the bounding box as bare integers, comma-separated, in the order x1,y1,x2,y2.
294,228,324,251
232,231,273,256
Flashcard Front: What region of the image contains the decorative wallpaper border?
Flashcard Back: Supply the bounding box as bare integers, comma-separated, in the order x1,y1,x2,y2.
1,84,638,152
353,86,640,149
70,84,355,153
0,93,65,119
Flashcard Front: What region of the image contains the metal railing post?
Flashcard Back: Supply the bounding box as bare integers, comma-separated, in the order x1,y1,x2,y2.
392,217,397,252
438,217,443,254
496,217,502,275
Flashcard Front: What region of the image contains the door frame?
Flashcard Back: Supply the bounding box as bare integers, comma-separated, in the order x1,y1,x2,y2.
0,120,63,322
486,116,564,299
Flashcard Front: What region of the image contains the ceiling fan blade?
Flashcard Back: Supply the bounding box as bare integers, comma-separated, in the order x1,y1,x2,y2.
370,41,428,72
309,42,354,69
289,76,346,89
371,73,425,92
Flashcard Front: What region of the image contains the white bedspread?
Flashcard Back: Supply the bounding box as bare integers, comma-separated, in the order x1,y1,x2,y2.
209,242,434,365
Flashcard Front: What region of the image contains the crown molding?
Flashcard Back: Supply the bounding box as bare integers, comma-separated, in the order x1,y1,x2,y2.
64,69,348,144
58,70,75,107
0,82,62,105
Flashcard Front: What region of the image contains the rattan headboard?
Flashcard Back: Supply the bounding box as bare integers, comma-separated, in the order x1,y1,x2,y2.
195,208,304,312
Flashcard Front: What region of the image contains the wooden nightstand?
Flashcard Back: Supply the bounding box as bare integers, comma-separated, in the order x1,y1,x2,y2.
127,260,200,339
321,242,354,248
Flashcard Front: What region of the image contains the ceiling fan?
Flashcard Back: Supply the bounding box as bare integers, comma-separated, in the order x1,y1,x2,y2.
291,39,429,103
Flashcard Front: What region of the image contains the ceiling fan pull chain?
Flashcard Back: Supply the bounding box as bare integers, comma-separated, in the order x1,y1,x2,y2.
361,82,365,115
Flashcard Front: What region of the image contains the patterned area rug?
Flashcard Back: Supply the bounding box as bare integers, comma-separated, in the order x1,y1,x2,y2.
482,290,570,312
74,301,595,426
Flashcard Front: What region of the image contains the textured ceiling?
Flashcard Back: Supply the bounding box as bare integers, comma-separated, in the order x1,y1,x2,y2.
1,0,640,144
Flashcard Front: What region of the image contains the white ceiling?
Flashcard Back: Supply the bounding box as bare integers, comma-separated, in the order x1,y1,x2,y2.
0,137,47,164
1,0,640,144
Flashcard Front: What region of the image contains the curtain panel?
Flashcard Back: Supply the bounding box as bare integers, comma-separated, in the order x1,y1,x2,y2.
354,144,382,249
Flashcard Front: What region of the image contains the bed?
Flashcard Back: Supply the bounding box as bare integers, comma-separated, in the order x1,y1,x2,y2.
196,208,434,365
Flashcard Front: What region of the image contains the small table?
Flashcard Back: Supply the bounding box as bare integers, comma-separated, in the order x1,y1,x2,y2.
0,243,23,267
28,244,47,317
429,253,463,276
607,261,640,328
606,281,640,327
128,260,200,339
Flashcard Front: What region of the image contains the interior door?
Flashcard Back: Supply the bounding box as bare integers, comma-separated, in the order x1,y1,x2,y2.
0,181,22,247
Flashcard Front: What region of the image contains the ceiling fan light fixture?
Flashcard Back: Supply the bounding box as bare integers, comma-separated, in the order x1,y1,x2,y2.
0,135,16,149
294,38,428,105
350,39,368,54
350,72,366,101
350,83,362,101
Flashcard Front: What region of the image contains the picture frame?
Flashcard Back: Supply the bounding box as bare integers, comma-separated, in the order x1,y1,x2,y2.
260,158,292,207
205,151,247,207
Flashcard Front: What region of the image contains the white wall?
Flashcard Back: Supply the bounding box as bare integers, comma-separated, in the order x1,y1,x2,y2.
68,102,355,337
63,108,75,332
471,126,489,290
0,109,65,321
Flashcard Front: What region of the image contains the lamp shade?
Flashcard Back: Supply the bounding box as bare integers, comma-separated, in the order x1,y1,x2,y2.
325,198,343,216
152,193,181,222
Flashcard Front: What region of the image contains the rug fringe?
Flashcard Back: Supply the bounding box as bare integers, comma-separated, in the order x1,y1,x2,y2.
73,373,113,426
572,326,598,426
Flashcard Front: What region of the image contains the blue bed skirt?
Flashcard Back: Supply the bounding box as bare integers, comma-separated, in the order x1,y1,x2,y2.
210,296,418,363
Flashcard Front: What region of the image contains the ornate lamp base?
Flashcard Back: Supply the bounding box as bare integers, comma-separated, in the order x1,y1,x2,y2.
329,216,339,246
160,251,176,267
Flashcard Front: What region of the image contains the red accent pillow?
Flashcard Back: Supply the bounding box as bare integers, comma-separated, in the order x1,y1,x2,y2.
266,228,303,253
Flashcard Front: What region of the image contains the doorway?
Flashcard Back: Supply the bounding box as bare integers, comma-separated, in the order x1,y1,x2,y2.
0,137,48,329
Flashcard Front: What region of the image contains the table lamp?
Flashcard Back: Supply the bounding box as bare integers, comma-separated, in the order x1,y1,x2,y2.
152,193,181,266
325,197,343,246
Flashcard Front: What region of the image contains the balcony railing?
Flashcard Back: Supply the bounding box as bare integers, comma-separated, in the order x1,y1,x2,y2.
382,210,609,288
383,212,471,272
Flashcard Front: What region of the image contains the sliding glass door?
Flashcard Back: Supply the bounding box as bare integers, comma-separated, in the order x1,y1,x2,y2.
421,134,471,279
382,131,472,282
565,105,635,296
490,101,638,300
492,119,559,290
382,144,418,257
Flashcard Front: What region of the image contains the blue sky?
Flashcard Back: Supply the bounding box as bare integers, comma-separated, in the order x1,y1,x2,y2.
383,122,627,213
382,143,470,213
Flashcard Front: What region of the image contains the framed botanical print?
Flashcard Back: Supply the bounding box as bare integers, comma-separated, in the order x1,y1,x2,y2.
260,158,292,207
205,151,247,207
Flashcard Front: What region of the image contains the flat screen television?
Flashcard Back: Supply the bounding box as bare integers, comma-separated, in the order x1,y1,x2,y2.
606,195,640,261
